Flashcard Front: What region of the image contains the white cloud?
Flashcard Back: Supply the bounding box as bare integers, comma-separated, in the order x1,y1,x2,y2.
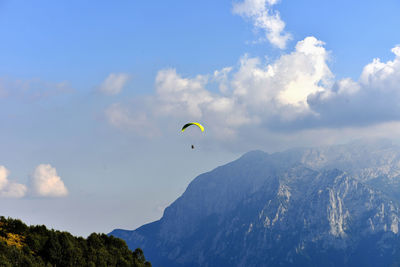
155,41,400,134
155,69,212,118
149,37,332,137
233,37,332,109
213,67,233,94
233,0,291,49
0,166,27,198
31,164,68,197
0,166,9,189
308,45,400,128
360,46,400,88
154,68,254,139
99,73,130,95
1,183,27,198
106,36,332,139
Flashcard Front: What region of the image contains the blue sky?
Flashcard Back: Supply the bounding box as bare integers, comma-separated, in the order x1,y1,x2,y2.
1,0,400,236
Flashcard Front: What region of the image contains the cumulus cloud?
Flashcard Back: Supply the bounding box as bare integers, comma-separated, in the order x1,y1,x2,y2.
31,164,68,197
0,166,27,198
152,36,331,135
106,36,332,139
153,40,400,133
99,73,130,95
307,45,400,128
155,68,253,139
233,0,291,49
213,67,233,94
105,36,400,149
232,37,332,108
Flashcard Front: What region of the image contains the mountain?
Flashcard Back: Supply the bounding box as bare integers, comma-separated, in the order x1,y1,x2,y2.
0,216,151,267
110,139,400,267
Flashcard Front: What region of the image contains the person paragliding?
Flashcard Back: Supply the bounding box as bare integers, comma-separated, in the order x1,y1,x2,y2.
181,122,204,149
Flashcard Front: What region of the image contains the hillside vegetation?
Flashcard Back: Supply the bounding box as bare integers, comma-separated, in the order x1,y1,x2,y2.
0,216,151,267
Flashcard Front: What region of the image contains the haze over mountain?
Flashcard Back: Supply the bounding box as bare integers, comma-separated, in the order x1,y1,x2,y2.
111,139,400,266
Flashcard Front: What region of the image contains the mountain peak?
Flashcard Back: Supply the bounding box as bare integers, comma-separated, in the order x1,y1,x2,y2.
237,150,269,163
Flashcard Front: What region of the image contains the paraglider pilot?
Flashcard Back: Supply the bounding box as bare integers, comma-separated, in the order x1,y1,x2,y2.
181,122,204,150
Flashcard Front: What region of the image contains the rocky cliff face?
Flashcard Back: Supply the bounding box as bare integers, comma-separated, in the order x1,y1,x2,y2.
110,140,400,267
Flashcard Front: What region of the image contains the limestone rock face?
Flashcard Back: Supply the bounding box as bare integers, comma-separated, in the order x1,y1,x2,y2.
110,140,400,267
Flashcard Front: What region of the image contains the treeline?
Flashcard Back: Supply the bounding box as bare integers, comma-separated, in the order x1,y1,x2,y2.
0,216,151,267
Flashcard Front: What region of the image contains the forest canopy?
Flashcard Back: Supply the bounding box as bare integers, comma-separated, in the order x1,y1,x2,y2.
0,216,151,267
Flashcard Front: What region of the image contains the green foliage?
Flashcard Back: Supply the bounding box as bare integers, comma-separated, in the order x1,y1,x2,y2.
0,216,151,267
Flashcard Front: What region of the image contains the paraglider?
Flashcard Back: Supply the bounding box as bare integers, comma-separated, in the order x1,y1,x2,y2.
181,122,204,132
181,122,204,149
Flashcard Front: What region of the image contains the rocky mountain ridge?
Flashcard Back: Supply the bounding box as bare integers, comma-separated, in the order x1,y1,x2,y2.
111,140,400,266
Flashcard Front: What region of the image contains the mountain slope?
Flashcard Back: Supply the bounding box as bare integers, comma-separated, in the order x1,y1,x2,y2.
111,140,400,267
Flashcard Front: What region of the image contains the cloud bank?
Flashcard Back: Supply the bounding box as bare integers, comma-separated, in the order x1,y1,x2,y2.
233,0,291,49
105,37,400,146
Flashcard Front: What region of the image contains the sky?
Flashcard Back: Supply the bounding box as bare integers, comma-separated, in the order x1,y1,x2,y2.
1,0,400,237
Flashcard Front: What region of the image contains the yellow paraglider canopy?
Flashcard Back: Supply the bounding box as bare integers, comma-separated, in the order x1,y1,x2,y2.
181,122,204,132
